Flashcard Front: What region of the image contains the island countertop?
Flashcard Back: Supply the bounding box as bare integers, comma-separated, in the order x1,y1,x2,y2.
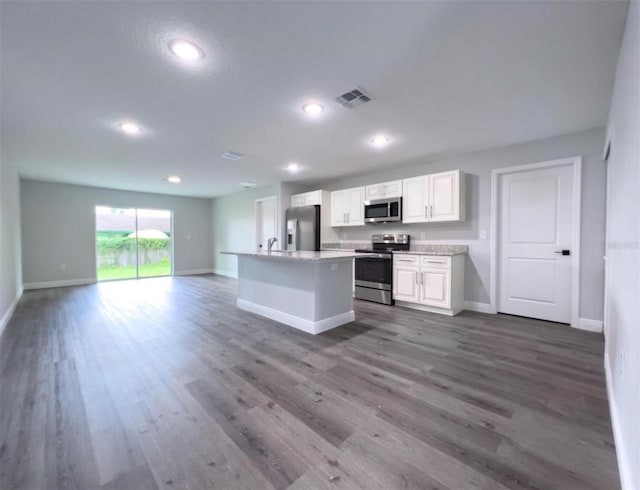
221,250,369,262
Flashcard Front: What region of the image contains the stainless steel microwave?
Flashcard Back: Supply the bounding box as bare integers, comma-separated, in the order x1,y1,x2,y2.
364,197,402,223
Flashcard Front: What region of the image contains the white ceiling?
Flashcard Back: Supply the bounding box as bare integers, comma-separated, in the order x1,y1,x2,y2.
0,1,628,198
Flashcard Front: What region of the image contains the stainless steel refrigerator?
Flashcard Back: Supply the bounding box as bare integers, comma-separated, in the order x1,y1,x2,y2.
285,205,321,251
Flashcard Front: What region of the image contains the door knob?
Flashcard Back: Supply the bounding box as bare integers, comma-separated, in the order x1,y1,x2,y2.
554,250,571,256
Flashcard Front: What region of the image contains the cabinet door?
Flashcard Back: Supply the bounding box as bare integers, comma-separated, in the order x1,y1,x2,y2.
346,187,365,226
291,194,305,207
382,180,403,198
330,190,348,226
303,190,322,206
420,268,451,308
393,267,420,303
365,184,383,200
402,176,429,223
428,170,461,222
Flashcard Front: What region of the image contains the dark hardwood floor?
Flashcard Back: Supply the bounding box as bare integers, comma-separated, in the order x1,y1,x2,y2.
0,275,619,490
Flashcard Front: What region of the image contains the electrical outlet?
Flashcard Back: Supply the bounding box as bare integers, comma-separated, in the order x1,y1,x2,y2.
480,230,488,239
420,232,426,240
330,263,338,271
60,263,67,271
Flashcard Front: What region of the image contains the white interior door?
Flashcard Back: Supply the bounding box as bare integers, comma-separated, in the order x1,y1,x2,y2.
256,196,278,251
498,165,575,323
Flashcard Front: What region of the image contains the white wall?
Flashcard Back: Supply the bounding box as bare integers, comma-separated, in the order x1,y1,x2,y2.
211,183,280,277
603,2,639,489
0,160,23,334
303,127,606,322
20,179,213,286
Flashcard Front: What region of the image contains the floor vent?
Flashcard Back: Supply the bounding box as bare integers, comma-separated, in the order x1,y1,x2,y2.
222,151,246,161
335,87,373,109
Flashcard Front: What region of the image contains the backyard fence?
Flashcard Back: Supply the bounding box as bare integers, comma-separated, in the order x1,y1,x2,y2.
96,237,171,267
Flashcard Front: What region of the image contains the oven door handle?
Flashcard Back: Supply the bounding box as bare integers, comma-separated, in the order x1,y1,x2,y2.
356,254,392,259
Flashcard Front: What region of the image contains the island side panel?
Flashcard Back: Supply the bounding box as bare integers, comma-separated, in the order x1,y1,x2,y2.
313,259,354,326
235,256,355,334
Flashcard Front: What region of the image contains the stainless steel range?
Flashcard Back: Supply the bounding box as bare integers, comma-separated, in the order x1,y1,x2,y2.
355,234,410,305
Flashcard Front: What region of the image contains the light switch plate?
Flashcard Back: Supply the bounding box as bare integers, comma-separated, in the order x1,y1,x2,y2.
480,230,488,239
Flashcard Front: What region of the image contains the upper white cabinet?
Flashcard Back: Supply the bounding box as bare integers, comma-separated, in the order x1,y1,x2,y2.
402,170,465,223
330,186,365,227
290,190,322,208
365,180,403,200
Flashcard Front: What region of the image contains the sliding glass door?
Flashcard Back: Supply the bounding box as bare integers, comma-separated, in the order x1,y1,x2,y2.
95,206,172,281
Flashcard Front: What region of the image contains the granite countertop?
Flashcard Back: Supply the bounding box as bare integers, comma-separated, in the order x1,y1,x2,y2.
221,250,368,262
321,243,468,256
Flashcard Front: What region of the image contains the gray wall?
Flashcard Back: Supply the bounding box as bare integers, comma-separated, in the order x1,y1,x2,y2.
20,179,212,285
302,127,606,321
0,160,22,329
211,183,280,276
604,2,639,488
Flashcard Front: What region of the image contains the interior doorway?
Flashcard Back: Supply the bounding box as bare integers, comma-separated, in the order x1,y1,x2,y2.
491,157,582,326
95,206,173,281
255,196,278,251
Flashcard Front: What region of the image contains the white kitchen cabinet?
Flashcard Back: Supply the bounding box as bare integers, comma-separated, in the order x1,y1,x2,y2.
393,254,464,315
365,180,403,200
330,186,365,227
290,190,322,208
401,170,465,223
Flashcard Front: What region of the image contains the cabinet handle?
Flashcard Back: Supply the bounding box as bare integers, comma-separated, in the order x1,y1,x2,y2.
420,272,423,285
430,205,433,218
346,212,349,223
415,272,418,284
425,260,445,264
397,259,414,262
424,205,428,218
343,213,347,223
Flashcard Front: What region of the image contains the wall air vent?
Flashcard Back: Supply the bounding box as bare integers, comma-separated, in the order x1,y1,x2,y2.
335,87,373,109
222,151,246,161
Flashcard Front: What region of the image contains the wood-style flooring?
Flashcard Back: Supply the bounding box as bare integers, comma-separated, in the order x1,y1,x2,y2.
0,275,619,489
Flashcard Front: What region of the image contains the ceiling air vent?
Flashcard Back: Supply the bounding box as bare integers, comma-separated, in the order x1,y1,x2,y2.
221,151,246,161
335,87,373,109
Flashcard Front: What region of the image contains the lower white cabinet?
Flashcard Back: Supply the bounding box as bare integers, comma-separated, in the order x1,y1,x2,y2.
393,254,464,315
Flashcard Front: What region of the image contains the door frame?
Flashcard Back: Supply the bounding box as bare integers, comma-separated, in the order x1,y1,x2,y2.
602,126,613,339
255,195,279,250
489,156,582,327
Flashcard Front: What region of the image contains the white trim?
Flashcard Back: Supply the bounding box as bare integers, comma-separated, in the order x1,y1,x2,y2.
490,156,582,327
605,352,634,490
237,298,354,335
576,318,603,333
0,286,23,338
463,301,494,314
174,268,214,276
213,268,238,278
23,278,96,290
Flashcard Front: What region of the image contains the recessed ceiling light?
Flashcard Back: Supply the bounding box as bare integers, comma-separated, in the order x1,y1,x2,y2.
239,182,257,189
166,175,181,184
169,40,204,61
286,162,300,173
302,103,324,116
119,121,141,135
371,134,390,148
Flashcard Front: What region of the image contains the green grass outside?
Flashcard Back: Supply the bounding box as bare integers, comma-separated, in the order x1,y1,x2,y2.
97,262,171,281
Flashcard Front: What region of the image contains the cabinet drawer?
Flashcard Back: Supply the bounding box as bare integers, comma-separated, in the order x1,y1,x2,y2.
394,255,419,266
420,256,451,269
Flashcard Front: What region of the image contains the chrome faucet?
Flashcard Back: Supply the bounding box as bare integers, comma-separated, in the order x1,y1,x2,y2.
267,237,278,253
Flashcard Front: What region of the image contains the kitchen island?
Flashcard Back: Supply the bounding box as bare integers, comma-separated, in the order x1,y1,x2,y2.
220,250,367,334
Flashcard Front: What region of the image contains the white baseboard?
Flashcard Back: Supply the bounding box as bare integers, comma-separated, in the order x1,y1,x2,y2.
174,268,214,276
23,278,96,290
604,351,634,490
0,286,23,338
213,268,238,278
463,301,495,314
575,318,604,333
237,298,354,335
